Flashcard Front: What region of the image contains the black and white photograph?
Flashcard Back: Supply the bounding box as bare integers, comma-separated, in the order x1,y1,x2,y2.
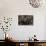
18,15,33,25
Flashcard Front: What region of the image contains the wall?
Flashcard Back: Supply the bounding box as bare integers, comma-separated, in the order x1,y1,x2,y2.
0,0,46,40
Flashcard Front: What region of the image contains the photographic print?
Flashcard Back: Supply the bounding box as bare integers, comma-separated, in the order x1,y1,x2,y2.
18,15,33,25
